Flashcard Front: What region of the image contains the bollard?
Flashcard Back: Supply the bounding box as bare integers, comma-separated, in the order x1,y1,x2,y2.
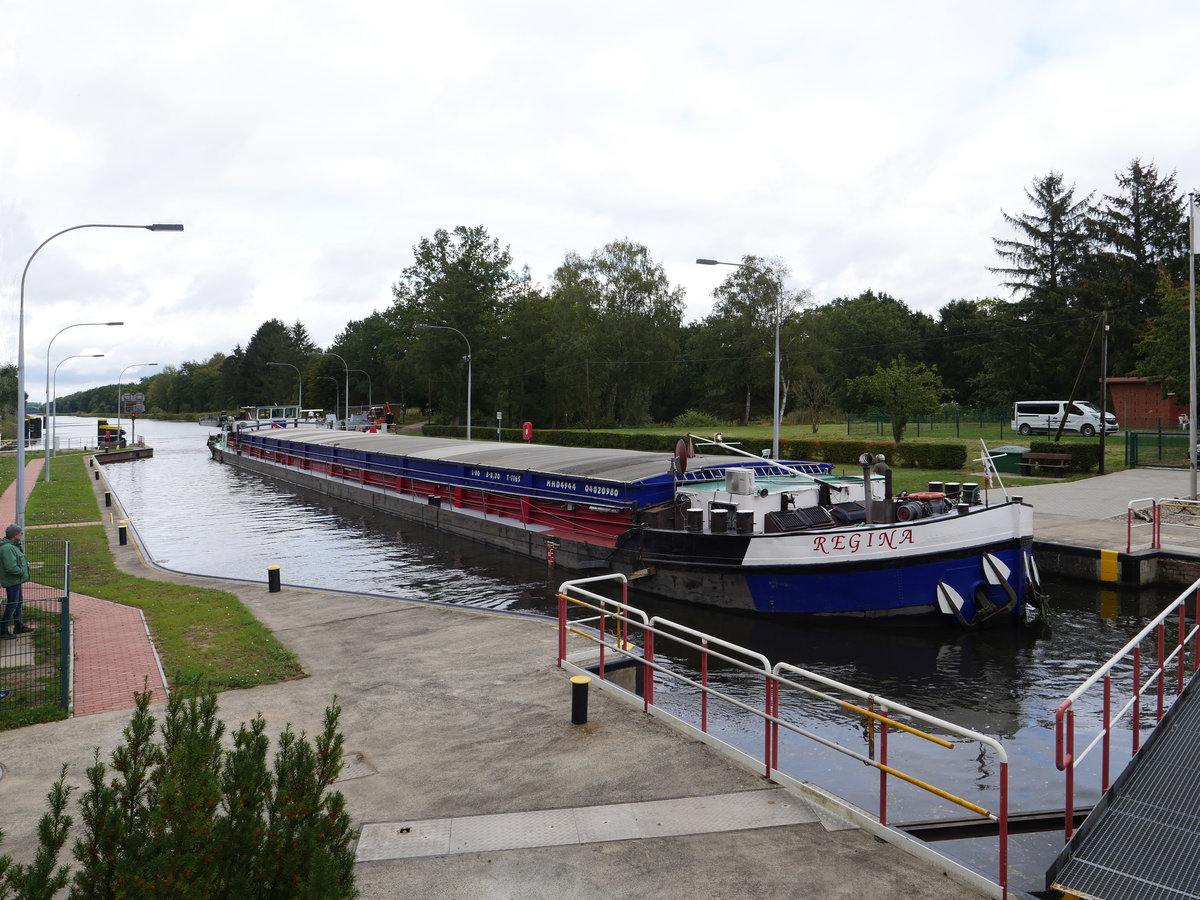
94,469,99,480
268,565,281,593
118,525,127,546
104,491,111,507
570,675,591,724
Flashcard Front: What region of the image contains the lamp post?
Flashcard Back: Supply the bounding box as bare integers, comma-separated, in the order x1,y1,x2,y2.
349,369,372,409
43,320,123,481
117,363,158,436
318,377,340,426
1099,313,1109,476
15,221,182,527
697,257,782,461
309,352,348,426
414,323,472,439
53,354,104,457
265,362,303,420
1190,193,1197,500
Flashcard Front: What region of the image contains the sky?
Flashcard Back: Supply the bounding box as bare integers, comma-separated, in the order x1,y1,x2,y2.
4,1,1200,400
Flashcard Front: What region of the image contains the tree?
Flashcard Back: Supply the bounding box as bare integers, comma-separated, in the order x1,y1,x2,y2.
548,240,684,426
0,686,358,899
1089,160,1187,376
1135,269,1192,405
804,290,938,394
846,356,948,442
991,172,1098,395
691,257,808,425
391,226,524,427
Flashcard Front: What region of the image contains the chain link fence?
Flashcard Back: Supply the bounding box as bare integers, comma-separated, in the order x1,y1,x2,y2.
0,539,70,713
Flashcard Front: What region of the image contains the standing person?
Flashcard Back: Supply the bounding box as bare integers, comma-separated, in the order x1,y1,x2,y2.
1,524,32,639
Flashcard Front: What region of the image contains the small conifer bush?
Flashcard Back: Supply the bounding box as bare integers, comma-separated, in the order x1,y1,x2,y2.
0,685,358,899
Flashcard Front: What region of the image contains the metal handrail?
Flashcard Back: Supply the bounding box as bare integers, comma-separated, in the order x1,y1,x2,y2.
1054,577,1200,839
557,574,1011,897
1126,498,1158,552
1157,497,1200,548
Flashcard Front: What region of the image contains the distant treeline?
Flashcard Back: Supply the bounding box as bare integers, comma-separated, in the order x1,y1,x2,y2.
49,160,1191,429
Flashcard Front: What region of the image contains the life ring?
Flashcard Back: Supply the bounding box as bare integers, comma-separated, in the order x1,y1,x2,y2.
907,491,945,500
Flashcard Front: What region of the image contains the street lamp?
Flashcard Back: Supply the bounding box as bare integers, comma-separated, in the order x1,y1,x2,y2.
697,257,783,461
1189,193,1197,499
43,320,123,481
266,362,303,420
349,369,372,409
317,377,340,425
117,363,158,436
309,352,348,426
15,221,182,527
414,323,472,440
52,354,104,458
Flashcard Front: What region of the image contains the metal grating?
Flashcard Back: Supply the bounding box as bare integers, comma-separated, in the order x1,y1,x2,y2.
1051,674,1200,899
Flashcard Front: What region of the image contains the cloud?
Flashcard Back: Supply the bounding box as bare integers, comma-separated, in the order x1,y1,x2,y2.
4,0,1200,395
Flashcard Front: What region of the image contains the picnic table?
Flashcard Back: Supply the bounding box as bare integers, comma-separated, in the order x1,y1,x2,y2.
1020,452,1071,478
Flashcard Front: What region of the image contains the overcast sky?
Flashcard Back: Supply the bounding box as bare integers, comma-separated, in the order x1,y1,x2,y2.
4,2,1200,400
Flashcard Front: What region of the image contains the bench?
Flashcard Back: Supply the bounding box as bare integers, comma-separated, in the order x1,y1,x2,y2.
1020,452,1072,478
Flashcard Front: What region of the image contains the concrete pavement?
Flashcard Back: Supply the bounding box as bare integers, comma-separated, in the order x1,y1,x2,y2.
0,456,1000,899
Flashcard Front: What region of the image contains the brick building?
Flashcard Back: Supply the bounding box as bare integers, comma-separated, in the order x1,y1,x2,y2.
1106,377,1189,430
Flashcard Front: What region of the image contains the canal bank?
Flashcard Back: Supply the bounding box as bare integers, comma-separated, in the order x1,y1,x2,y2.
1015,467,1200,584
0,457,994,900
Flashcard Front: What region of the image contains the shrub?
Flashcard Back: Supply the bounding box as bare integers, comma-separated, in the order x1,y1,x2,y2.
1029,440,1099,473
0,685,357,900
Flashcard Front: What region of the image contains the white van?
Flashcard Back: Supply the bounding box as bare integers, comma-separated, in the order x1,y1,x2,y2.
1011,400,1118,437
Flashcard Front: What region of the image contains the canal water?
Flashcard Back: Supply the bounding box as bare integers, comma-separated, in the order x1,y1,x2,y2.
80,417,1180,894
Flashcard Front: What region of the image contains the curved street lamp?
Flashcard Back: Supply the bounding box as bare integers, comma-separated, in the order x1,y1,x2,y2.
414,323,472,439
697,258,783,461
266,361,303,419
15,221,182,526
117,362,158,435
309,352,348,426
43,320,123,481
52,354,104,459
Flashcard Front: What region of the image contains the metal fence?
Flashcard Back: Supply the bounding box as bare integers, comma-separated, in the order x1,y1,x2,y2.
557,574,1010,899
1126,430,1192,468
0,539,70,713
846,409,1013,440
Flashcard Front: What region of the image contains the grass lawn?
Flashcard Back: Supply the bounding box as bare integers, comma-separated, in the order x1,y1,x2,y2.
1,452,303,730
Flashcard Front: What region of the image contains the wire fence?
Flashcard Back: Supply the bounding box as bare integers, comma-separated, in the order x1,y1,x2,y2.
0,539,70,713
846,409,1015,440
1127,431,1194,469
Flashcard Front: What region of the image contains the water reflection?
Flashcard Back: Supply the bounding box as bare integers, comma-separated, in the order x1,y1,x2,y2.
80,417,1184,893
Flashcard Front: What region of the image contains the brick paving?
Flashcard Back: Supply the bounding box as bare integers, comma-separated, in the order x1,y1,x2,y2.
0,458,166,715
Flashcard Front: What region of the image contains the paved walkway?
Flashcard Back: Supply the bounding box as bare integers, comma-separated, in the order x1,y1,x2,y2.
0,460,167,715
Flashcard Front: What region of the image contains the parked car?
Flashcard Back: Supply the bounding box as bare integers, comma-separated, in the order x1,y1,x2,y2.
1011,400,1118,437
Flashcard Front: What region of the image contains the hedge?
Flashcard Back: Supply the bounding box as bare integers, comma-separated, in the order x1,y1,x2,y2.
1028,439,1099,472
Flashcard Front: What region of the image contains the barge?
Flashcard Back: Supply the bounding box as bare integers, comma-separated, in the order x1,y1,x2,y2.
208,427,1036,627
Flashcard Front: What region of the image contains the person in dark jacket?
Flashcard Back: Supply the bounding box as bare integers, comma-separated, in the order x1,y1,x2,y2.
1,524,32,639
